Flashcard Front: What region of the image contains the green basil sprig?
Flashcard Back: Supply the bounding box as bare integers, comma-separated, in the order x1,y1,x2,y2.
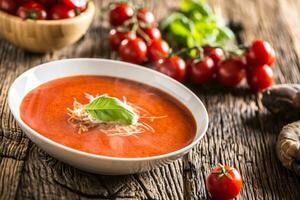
84,95,138,125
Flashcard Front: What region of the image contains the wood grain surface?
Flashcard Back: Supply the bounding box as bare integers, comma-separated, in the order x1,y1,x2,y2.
1,0,300,199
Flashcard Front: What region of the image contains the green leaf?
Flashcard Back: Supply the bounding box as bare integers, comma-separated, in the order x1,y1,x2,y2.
180,0,211,16
159,0,235,49
159,13,185,31
84,96,138,125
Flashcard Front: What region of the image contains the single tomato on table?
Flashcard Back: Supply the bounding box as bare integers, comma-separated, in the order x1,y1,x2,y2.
109,3,134,26
49,4,76,20
0,0,18,14
206,164,243,200
217,57,246,86
189,56,216,84
147,39,169,63
155,56,186,82
17,1,47,20
119,37,147,64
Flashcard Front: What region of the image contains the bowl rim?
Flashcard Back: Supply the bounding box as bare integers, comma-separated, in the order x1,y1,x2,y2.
8,58,209,162
0,1,95,24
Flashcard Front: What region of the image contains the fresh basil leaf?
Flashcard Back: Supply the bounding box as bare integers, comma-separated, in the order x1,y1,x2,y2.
217,26,235,41
160,0,235,49
160,13,186,31
181,0,211,16
84,96,138,125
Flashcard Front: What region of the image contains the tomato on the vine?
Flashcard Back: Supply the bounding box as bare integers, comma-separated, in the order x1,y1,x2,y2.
246,39,275,67
119,37,147,64
147,39,169,63
137,8,156,27
0,0,17,14
63,0,87,11
204,47,225,65
247,64,274,92
189,57,216,84
217,57,246,86
109,3,134,26
49,4,75,19
155,56,186,82
142,27,161,40
109,29,135,51
206,164,243,200
17,1,47,20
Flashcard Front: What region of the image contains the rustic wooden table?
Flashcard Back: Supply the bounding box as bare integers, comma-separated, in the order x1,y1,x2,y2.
1,0,300,199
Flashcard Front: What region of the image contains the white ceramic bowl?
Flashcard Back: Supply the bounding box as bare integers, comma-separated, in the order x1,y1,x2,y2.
8,59,208,175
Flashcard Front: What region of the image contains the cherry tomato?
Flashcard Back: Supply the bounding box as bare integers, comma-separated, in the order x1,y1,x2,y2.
63,0,87,11
189,57,215,84
38,0,56,7
247,64,274,92
246,39,276,67
16,0,30,4
109,3,133,26
147,39,169,63
141,27,161,40
17,1,47,20
109,29,135,51
206,164,243,200
155,56,186,82
119,37,147,64
217,57,246,86
137,8,156,27
185,58,193,76
49,4,75,20
0,0,17,14
204,47,225,65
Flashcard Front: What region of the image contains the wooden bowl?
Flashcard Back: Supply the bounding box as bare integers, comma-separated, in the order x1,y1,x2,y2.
0,2,95,53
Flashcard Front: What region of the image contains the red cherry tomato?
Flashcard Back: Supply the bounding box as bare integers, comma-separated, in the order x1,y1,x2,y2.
141,27,161,40
206,164,243,200
155,56,186,82
38,0,56,7
204,47,225,65
0,0,17,14
16,0,29,4
137,8,156,27
17,1,47,20
247,64,274,92
189,57,215,84
109,3,133,26
217,57,246,86
246,39,276,67
108,29,135,51
185,58,193,76
49,4,75,20
63,0,87,11
119,37,147,64
147,39,169,63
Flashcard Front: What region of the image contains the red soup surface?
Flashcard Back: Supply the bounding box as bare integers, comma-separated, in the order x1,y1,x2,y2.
20,76,196,158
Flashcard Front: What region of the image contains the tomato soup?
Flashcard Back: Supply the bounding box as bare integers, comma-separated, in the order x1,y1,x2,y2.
20,76,196,158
